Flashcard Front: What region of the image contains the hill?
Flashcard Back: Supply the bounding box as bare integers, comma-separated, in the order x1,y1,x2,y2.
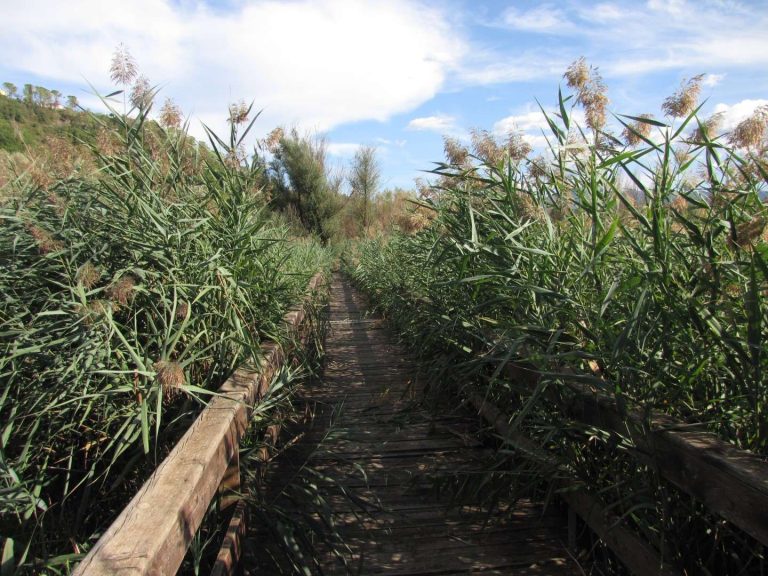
0,91,104,153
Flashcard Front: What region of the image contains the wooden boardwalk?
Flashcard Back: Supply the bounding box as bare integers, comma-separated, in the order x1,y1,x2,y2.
254,275,579,575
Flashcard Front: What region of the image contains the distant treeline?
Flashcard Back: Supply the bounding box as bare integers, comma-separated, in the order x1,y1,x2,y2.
1,82,79,110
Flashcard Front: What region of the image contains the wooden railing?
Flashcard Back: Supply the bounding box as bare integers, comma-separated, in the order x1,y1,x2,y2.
73,272,326,576
470,360,768,576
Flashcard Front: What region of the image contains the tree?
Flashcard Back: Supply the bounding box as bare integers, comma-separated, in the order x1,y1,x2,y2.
2,82,17,99
23,84,34,104
270,130,341,241
50,90,61,108
35,86,52,108
66,95,79,110
348,145,380,234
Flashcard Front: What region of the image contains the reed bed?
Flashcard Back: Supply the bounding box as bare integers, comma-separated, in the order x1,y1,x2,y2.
347,86,767,573
0,94,330,573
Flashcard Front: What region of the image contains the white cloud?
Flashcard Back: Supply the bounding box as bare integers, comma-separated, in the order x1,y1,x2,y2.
327,142,360,157
458,57,563,85
712,99,768,132
376,137,407,147
407,114,457,133
586,3,624,22
702,73,725,87
472,1,768,85
646,0,685,14
501,5,572,33
0,0,467,138
492,106,588,151
493,110,551,135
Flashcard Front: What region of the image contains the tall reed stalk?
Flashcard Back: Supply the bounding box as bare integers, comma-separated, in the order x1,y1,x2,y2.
0,90,330,572
348,86,767,574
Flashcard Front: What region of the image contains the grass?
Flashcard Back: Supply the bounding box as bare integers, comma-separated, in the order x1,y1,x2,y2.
346,84,767,573
0,90,331,573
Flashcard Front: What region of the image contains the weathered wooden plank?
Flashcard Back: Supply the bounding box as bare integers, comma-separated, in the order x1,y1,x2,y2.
73,272,326,576
275,275,579,575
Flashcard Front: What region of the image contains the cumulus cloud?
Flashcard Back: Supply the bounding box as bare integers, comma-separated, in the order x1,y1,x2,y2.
407,114,457,133
493,110,551,135
712,99,768,132
0,0,466,138
493,106,588,151
326,142,360,157
493,109,554,151
702,73,725,87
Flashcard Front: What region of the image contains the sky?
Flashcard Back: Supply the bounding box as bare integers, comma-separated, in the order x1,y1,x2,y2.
1,0,767,191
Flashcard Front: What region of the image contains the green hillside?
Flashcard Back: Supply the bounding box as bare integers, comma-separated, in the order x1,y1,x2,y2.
0,92,104,153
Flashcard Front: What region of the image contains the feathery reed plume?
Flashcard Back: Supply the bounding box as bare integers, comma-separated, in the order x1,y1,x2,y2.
729,105,768,149
154,360,185,399
564,57,609,131
107,275,136,306
176,300,190,320
669,194,687,213
690,112,724,142
527,156,547,180
75,300,114,325
564,57,590,92
27,224,63,254
76,261,101,289
662,74,704,118
623,114,655,146
130,75,152,109
517,193,545,221
110,43,138,87
730,216,767,250
265,127,284,153
443,136,469,166
505,131,532,162
159,98,182,129
470,128,500,165
228,100,250,125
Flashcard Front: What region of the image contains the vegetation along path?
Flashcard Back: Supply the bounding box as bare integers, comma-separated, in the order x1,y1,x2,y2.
258,274,580,575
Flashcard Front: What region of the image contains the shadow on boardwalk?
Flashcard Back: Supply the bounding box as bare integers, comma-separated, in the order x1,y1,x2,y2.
247,274,579,575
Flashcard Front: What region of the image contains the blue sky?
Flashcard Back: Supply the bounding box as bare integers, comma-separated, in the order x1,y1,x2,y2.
1,0,767,191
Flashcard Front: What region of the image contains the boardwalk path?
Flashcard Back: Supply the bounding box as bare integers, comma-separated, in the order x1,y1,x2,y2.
260,275,578,575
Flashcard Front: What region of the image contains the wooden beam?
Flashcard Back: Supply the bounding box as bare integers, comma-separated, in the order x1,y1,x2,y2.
498,360,768,547
469,394,680,576
73,272,326,576
567,389,768,547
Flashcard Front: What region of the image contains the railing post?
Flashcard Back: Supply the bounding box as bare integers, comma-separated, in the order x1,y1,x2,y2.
219,445,240,512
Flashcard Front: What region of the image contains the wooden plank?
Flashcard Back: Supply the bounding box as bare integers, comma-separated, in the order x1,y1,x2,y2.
272,274,580,576
73,272,326,576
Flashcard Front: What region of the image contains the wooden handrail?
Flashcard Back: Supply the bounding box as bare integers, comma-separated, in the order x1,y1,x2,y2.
469,393,680,576
73,272,326,576
566,386,768,547
500,360,768,547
